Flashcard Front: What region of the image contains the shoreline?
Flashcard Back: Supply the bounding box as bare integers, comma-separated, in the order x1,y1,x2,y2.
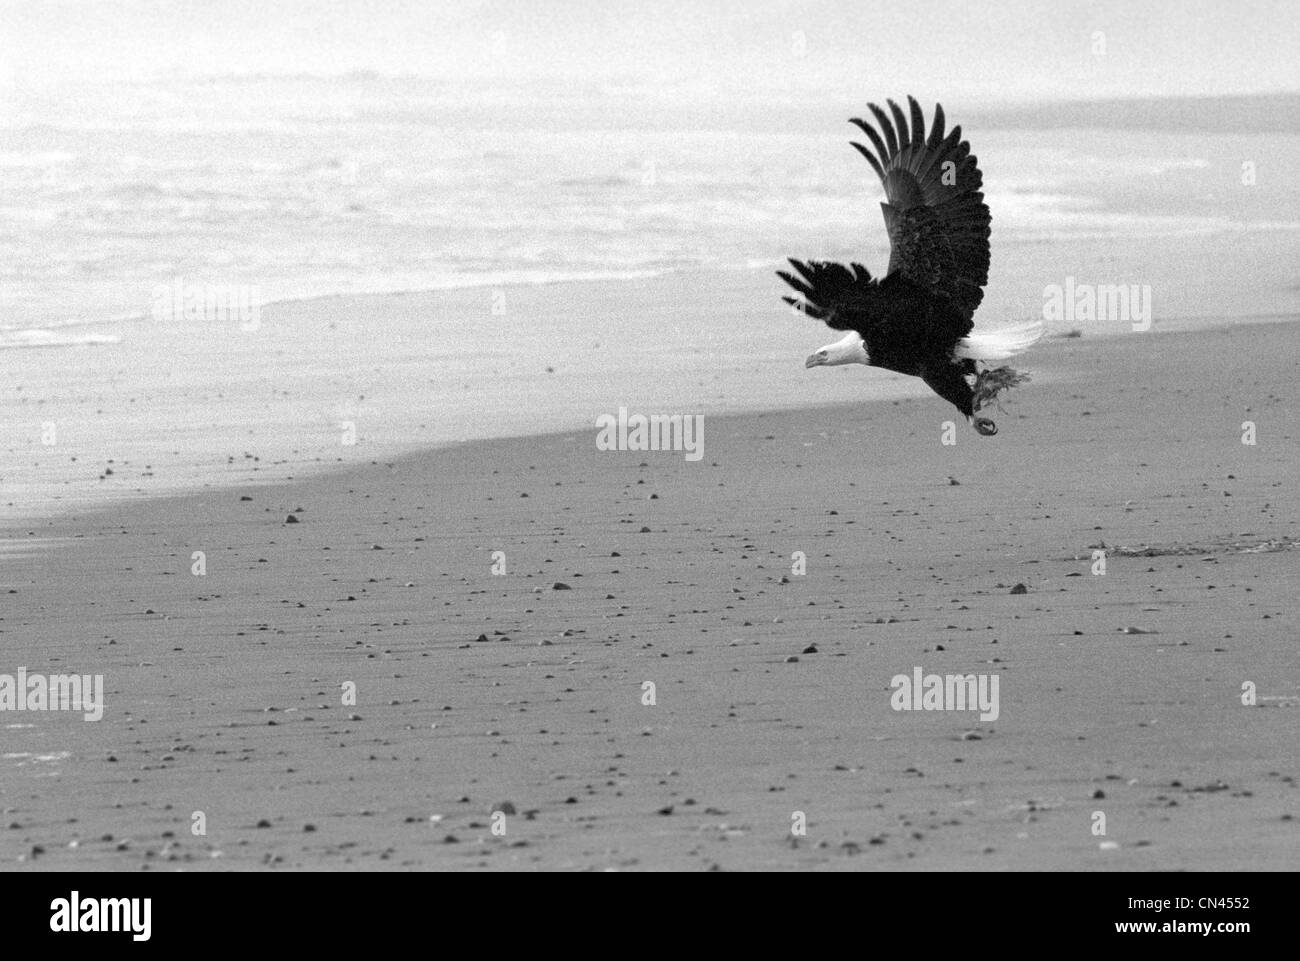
5,304,1295,533
4,255,1297,529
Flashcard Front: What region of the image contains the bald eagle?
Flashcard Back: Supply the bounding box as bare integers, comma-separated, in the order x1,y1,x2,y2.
779,96,1042,435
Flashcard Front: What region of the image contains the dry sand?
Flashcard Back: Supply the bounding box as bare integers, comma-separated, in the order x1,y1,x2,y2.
2,320,1297,871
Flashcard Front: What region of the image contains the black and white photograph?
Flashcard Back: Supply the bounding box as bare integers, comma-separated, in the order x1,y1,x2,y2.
0,0,1296,920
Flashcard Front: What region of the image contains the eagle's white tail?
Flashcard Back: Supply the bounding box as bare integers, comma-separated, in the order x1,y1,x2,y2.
954,320,1044,361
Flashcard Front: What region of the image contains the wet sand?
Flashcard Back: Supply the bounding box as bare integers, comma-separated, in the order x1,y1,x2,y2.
2,319,1297,871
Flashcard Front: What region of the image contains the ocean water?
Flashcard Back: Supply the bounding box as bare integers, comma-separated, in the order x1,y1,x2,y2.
4,76,1298,349
2,76,1299,523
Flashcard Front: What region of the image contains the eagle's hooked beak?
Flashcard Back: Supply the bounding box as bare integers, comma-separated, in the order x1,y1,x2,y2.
805,351,826,368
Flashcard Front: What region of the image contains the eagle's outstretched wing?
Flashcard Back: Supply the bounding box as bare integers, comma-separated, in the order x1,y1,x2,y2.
776,259,880,332
849,97,990,321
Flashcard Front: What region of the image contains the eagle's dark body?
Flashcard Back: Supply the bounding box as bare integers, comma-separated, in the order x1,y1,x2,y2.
779,96,1027,434
785,264,980,417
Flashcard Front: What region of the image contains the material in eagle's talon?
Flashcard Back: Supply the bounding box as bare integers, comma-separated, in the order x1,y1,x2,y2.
973,417,998,436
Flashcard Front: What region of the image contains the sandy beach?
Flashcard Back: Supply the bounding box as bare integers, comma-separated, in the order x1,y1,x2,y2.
2,309,1296,871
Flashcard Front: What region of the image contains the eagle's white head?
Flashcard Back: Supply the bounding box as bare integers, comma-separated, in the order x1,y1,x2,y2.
805,330,869,368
